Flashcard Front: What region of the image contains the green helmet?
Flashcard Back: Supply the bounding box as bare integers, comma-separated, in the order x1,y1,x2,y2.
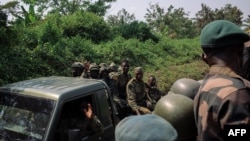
153,94,197,141
71,62,84,68
200,20,250,48
169,78,200,99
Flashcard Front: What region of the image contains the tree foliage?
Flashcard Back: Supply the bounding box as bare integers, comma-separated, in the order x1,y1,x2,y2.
115,21,159,42
21,0,116,16
195,3,244,30
106,8,136,26
0,1,248,92
145,3,198,38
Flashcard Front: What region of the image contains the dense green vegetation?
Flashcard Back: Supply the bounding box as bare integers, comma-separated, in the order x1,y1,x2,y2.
0,1,249,92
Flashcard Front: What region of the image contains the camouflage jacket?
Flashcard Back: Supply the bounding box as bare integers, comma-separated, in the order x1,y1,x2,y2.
194,66,250,141
116,73,132,99
126,78,148,111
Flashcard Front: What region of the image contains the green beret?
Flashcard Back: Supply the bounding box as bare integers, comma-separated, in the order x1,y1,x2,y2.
200,20,250,48
134,67,143,74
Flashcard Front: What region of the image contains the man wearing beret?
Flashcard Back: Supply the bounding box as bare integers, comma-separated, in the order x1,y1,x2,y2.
126,66,153,115
115,114,178,141
194,20,250,141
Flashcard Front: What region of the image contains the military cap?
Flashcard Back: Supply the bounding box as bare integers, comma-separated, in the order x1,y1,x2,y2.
134,67,143,74
71,62,84,68
200,20,250,48
115,114,178,141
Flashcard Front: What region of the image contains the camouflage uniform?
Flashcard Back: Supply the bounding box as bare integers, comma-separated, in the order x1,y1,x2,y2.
108,71,119,98
194,20,250,141
194,66,250,141
126,77,152,114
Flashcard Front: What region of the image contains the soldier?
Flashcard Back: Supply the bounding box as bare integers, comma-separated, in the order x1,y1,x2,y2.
126,67,152,115
153,93,197,141
71,62,84,77
113,60,133,119
194,20,250,141
108,62,119,98
168,78,200,100
88,63,100,79
80,60,90,78
241,43,250,80
145,75,163,108
99,63,109,84
115,114,178,141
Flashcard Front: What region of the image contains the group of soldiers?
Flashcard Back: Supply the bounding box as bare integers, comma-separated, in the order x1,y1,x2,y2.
71,59,163,120
71,20,250,141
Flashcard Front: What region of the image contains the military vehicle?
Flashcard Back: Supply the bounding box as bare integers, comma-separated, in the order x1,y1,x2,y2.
0,76,118,141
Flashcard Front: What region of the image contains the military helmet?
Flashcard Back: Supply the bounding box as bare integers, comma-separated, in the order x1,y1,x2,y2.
89,63,99,71
200,20,250,48
169,78,200,99
153,94,197,141
71,62,84,68
109,62,118,72
99,62,108,68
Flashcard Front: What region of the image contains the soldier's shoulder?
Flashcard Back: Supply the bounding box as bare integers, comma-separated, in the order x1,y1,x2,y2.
127,78,136,84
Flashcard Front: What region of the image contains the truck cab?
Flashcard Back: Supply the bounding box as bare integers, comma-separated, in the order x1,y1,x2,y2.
0,76,118,141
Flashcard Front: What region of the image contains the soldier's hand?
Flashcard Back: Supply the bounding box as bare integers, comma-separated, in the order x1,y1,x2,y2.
84,103,94,120
138,106,152,114
134,109,141,115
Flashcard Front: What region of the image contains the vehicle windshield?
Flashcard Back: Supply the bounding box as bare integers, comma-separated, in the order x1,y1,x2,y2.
0,92,56,141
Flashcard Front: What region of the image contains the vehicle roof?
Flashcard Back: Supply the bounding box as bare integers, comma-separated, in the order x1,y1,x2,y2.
0,76,106,100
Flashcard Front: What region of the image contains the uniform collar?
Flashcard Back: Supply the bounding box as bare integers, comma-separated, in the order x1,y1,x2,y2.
209,65,241,78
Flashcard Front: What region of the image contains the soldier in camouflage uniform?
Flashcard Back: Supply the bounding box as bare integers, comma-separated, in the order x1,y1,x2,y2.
108,62,119,98
88,63,100,79
99,63,110,84
126,67,152,115
71,62,84,77
80,61,90,78
145,75,163,109
194,20,250,141
113,60,133,119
